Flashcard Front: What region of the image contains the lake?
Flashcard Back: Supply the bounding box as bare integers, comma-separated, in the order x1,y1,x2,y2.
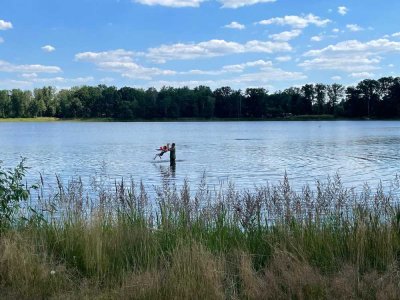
0,121,399,194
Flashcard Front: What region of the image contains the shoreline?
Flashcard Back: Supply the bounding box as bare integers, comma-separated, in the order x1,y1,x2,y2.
1,115,399,122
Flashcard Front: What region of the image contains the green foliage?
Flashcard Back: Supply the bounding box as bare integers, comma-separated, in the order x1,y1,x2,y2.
0,159,40,230
1,172,400,298
1,76,400,120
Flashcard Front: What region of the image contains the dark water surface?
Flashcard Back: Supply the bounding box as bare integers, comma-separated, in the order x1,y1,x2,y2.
1,121,399,192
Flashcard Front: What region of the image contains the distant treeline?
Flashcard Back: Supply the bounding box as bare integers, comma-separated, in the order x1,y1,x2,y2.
0,76,400,119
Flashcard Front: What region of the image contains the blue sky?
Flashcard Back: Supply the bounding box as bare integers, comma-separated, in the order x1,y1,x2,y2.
1,0,400,91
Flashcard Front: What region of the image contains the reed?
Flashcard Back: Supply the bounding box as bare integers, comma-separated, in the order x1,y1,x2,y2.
1,165,400,299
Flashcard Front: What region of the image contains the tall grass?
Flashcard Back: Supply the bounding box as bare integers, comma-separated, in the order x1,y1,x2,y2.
1,169,400,299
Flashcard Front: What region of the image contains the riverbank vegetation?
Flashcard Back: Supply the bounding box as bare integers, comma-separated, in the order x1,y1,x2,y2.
1,76,400,121
1,161,400,298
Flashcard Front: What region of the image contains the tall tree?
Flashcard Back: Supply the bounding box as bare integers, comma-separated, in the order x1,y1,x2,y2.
10,89,32,117
327,84,344,115
314,84,326,114
356,79,380,118
301,84,315,115
0,90,10,118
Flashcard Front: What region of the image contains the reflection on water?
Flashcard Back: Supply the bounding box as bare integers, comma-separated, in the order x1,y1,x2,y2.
0,121,399,192
155,163,176,180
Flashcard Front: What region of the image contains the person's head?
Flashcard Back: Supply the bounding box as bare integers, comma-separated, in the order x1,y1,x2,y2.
171,143,175,148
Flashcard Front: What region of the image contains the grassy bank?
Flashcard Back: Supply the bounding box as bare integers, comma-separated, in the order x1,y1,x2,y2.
1,163,400,298
1,115,394,122
0,117,61,122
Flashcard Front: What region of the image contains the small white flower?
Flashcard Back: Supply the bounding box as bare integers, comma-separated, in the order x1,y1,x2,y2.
50,270,56,275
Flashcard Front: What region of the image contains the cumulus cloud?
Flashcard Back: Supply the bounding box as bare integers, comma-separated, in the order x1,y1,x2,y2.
181,60,273,75
346,24,363,32
133,0,204,7
331,76,342,81
224,21,245,30
275,55,292,62
75,49,134,63
132,0,275,8
304,39,400,56
338,6,348,15
269,30,302,41
75,49,176,80
0,20,12,30
349,72,374,78
32,76,94,84
311,35,323,42
41,45,56,52
21,73,38,78
219,0,276,9
100,77,115,83
299,38,400,72
257,14,331,29
150,67,305,89
0,60,61,73
145,39,292,63
0,79,32,89
392,32,400,37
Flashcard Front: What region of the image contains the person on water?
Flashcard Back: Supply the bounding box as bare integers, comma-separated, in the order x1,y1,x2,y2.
154,143,169,160
169,143,176,165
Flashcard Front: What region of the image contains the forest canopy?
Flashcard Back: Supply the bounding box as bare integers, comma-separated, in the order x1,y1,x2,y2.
0,77,399,119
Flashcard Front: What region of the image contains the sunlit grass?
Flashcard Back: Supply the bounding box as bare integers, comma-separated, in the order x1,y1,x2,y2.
0,117,61,122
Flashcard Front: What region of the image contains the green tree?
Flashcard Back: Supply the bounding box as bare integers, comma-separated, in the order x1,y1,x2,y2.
0,90,10,118
314,84,326,114
356,79,380,117
10,89,32,117
326,84,344,115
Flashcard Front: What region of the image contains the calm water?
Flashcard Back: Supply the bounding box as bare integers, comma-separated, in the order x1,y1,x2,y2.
0,121,399,193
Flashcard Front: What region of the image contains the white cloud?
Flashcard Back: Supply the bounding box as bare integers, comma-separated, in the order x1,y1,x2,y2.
257,14,331,29
349,72,374,78
338,6,348,15
75,49,134,63
0,60,61,73
0,75,93,89
300,56,381,72
219,0,275,9
300,38,400,72
21,73,38,78
0,20,12,30
269,29,302,41
32,76,94,84
304,39,400,56
224,21,245,30
332,28,340,33
346,24,363,32
0,79,32,89
392,32,400,37
145,39,292,63
151,68,305,89
331,76,342,81
133,0,204,7
41,45,56,52
181,60,273,75
76,49,176,80
147,60,305,90
311,35,323,42
275,55,292,62
100,77,115,83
